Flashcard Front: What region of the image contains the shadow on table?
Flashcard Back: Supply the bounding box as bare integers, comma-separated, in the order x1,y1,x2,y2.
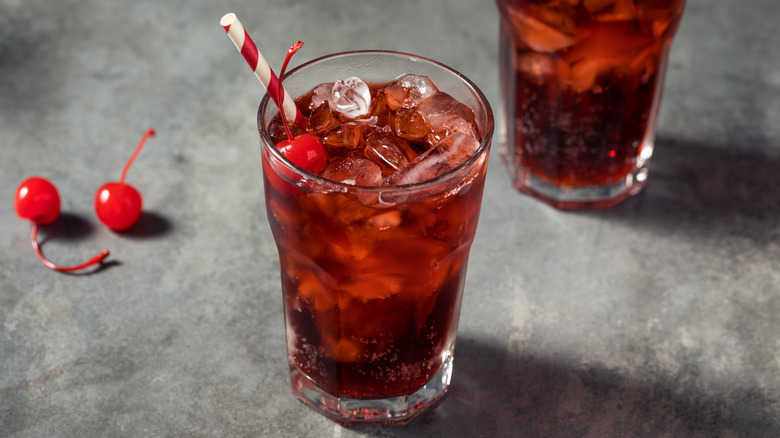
37,211,172,241
32,211,171,274
37,213,97,243
33,213,118,275
358,336,778,437
581,136,780,242
122,211,173,239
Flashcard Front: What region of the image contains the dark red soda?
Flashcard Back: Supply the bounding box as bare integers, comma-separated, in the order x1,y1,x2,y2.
497,0,686,205
264,80,488,399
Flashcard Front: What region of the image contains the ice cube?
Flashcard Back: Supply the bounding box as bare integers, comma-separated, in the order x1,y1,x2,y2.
393,107,430,142
353,115,379,127
331,77,372,119
267,199,303,249
309,77,372,120
563,23,655,91
385,132,480,185
569,57,617,92
268,116,304,143
515,52,573,92
368,210,402,230
413,245,467,334
562,23,653,65
369,89,393,127
329,337,362,362
300,192,377,226
307,102,340,134
296,268,339,313
340,273,404,302
322,156,383,186
364,132,413,175
322,122,364,150
638,5,682,38
416,92,480,143
382,74,439,110
592,0,637,22
526,3,578,35
505,4,577,52
615,0,638,19
627,45,661,84
516,52,557,85
308,82,335,112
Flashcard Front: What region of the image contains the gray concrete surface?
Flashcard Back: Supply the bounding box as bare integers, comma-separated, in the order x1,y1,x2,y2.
1,0,779,436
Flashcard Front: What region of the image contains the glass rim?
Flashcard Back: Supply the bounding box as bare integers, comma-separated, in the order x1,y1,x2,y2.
257,50,494,193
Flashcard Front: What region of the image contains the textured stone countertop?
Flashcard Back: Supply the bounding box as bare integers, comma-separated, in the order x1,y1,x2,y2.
1,0,778,437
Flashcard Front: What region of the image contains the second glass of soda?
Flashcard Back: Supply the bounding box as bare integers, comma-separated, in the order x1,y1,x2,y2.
497,0,686,209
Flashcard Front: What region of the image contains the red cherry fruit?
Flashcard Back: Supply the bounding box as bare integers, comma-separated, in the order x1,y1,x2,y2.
94,182,142,232
95,129,154,231
262,153,301,197
277,133,328,174
15,176,61,225
263,41,327,195
263,133,328,196
14,176,109,272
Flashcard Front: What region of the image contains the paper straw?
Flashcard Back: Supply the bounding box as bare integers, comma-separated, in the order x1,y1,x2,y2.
220,13,307,127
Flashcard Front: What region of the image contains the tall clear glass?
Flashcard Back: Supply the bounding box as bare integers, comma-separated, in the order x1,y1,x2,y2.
257,51,493,425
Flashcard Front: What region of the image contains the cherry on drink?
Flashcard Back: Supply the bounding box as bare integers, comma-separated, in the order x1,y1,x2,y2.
273,41,327,175
261,42,328,197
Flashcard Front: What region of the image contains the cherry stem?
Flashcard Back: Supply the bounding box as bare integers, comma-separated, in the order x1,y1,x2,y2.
30,223,110,272
278,41,305,142
120,128,155,184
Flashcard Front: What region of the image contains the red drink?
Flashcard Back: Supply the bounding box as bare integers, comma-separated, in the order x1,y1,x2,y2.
258,52,493,424
497,0,685,208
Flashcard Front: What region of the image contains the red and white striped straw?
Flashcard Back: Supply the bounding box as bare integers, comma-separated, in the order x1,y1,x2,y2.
220,13,307,127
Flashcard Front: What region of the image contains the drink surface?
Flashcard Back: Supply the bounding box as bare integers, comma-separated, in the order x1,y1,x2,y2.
268,75,484,187
497,0,685,187
264,76,488,398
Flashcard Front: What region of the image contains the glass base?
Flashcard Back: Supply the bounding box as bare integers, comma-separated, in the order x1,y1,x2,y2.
506,148,650,211
502,136,656,210
288,347,454,426
514,167,647,210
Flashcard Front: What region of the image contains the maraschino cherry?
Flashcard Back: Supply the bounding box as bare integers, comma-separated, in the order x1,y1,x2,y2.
15,177,109,272
95,129,155,231
14,176,60,225
272,42,327,174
